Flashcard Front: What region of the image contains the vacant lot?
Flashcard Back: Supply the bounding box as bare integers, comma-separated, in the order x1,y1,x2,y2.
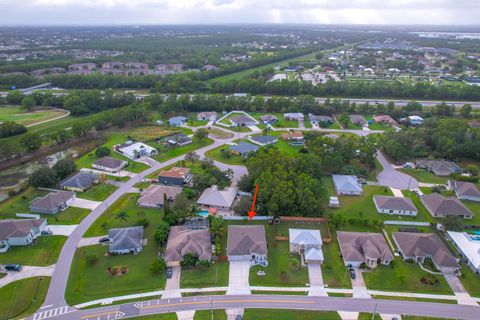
78,183,118,201
0,277,50,320
152,137,214,163
0,106,68,126
0,236,66,266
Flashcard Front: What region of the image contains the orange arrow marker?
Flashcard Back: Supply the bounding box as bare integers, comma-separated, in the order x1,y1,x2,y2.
248,184,259,220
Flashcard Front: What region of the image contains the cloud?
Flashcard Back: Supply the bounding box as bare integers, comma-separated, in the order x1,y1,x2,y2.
0,0,478,25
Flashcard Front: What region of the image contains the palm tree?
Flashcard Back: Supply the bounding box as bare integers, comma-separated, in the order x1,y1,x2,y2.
115,212,129,222
188,204,200,218
262,126,272,136
210,217,225,240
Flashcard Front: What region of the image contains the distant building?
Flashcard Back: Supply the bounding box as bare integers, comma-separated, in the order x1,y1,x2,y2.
68,63,97,71
92,156,127,173
259,114,278,125
373,115,398,126
197,112,217,121
201,65,219,72
284,113,304,121
349,114,367,126
102,61,124,69
60,172,99,192
230,115,257,127
124,62,149,69
168,116,188,127
166,133,192,147
408,115,424,126
332,175,363,196
155,64,184,73
309,114,333,126
117,142,157,160
281,131,304,142
416,159,461,176
30,191,75,215
108,226,144,255
249,135,278,146
137,185,183,208
197,185,238,211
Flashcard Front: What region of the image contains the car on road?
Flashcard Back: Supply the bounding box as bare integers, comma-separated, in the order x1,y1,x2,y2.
4,264,23,271
166,267,173,279
349,268,356,279
99,237,110,243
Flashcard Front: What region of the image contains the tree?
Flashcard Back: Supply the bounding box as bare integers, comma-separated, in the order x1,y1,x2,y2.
467,164,479,176
150,258,166,274
6,91,24,104
154,221,170,245
20,132,42,152
289,258,300,270
338,112,350,128
209,216,225,240
0,121,27,138
181,253,199,267
444,216,464,231
95,146,111,158
194,128,209,140
397,274,406,283
461,104,472,118
20,96,36,111
262,126,272,136
115,212,129,222
72,121,91,137
29,167,58,188
52,158,77,180
196,259,210,271
233,196,252,216
135,218,150,228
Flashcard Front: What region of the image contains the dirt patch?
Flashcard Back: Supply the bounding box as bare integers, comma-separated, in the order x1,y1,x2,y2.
107,265,129,276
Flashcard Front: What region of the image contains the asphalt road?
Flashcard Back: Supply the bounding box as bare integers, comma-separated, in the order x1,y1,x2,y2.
375,151,419,189
41,294,480,320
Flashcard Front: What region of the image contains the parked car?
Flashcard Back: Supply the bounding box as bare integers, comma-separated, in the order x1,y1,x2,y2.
41,230,53,236
4,264,23,272
99,237,110,243
166,267,173,279
349,268,356,279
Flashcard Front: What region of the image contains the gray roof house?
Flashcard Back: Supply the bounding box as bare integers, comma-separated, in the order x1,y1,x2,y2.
393,232,459,273
448,180,480,202
197,185,238,210
165,225,212,266
421,193,473,219
332,175,363,196
284,113,304,121
227,225,268,266
373,195,417,216
168,116,188,127
230,115,257,127
30,191,75,215
166,133,192,147
197,111,217,121
337,231,393,268
137,185,183,208
350,115,367,126
228,141,259,157
0,219,47,252
249,135,278,146
108,226,144,254
308,114,333,126
92,156,127,173
60,172,99,192
289,229,323,264
259,114,278,125
416,160,461,176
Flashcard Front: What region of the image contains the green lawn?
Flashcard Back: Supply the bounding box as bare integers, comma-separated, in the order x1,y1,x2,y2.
66,206,166,305
249,224,309,287
84,193,163,237
0,236,66,266
0,277,50,320
363,258,453,295
459,265,480,297
250,112,299,128
187,119,209,127
364,116,394,132
0,106,68,126
122,314,177,320
321,232,353,289
0,187,90,225
180,262,229,288
194,310,227,320
77,183,118,201
208,127,234,139
275,220,330,241
400,169,448,184
152,138,214,162
243,309,341,320
463,200,480,225
204,144,246,165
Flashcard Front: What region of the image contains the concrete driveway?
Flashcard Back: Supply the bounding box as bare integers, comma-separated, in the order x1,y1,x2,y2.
71,198,101,210
376,151,418,190
0,265,55,288
227,261,251,295
350,268,370,299
307,263,327,296
48,225,78,236
77,236,105,247
162,266,181,299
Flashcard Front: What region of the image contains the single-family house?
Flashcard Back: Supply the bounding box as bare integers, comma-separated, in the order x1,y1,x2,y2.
68,63,96,71
166,133,192,147
420,193,473,219
197,185,238,211
165,225,212,266
202,65,220,72
447,180,480,202
373,195,417,216
125,62,149,69
332,175,363,196
308,114,333,126
393,232,459,273
155,64,185,73
259,115,278,125
60,172,99,192
284,113,304,121
102,61,124,69
158,167,192,186
30,191,75,215
230,115,257,127
92,156,127,173
137,185,183,208
447,231,480,274
349,115,367,126
289,229,323,264
373,115,398,126
168,116,188,127
117,142,157,159
108,226,144,255
249,135,278,146
227,225,268,266
0,219,48,252
416,159,461,176
228,141,259,157
197,112,217,121
408,115,424,126
337,231,393,268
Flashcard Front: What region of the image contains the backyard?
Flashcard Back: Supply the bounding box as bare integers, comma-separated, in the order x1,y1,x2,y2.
0,236,66,266
180,262,229,288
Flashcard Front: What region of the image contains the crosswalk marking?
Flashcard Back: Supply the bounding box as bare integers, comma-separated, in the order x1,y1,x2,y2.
33,306,71,320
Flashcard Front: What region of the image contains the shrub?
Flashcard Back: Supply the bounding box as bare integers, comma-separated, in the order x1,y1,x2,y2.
135,218,150,228
86,254,98,265
95,146,111,158
150,258,166,274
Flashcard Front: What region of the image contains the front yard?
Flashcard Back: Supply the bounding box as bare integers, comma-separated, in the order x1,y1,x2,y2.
363,258,453,295
180,262,229,288
459,265,480,297
400,168,449,184
0,236,66,266
321,232,352,289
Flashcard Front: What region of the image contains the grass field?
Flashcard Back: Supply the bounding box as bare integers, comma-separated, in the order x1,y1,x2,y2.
0,187,90,225
243,309,341,320
400,169,449,184
249,112,299,128
152,138,214,163
78,183,118,201
459,265,480,297
180,262,229,288
194,310,227,320
0,106,68,126
208,127,234,139
204,144,246,165
0,236,66,266
0,277,50,320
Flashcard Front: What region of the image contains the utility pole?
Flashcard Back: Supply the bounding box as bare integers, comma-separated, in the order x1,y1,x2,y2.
371,303,378,320
210,296,213,320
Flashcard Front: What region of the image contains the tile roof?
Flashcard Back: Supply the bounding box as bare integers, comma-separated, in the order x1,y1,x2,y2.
227,225,267,256
30,191,74,211
450,180,480,198
421,193,473,218
93,156,126,169
0,219,46,240
337,231,393,263
138,185,183,207
165,225,212,262
374,195,417,212
159,167,191,179
197,185,238,208
108,226,143,252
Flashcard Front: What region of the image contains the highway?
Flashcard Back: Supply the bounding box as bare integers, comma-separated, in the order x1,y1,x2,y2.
36,294,480,320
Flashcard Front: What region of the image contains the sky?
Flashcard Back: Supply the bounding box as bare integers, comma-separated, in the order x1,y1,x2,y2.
1,0,480,26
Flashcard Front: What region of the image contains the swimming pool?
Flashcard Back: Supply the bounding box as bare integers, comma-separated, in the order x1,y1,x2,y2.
472,231,480,235
197,210,209,218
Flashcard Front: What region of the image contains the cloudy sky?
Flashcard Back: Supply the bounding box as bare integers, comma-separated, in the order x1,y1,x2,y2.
1,0,479,25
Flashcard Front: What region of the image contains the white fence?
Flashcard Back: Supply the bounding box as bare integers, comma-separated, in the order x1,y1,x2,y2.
383,221,431,226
